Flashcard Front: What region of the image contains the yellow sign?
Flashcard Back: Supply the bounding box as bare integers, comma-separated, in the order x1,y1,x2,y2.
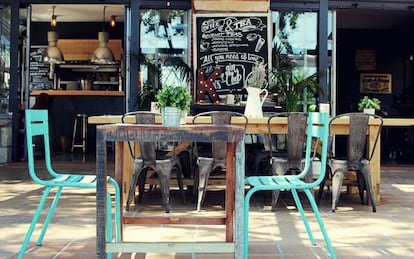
360,73,392,94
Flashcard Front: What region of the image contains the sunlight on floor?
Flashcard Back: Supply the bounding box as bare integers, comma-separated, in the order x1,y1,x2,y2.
392,184,414,192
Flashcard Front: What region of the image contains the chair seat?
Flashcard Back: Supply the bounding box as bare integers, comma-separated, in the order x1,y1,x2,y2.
45,174,111,187
246,175,307,190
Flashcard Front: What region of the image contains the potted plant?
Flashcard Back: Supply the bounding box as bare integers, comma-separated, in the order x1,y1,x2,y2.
156,85,191,127
358,96,381,114
244,62,268,118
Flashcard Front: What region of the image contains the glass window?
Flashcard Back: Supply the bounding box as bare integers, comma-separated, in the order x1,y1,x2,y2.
0,6,11,113
270,11,333,111
139,9,190,109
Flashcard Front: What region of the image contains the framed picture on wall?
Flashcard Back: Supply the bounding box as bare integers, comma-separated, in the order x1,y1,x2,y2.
360,73,392,94
355,49,376,71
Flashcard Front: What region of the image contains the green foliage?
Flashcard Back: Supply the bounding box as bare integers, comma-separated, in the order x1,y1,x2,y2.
138,54,192,110
156,85,191,111
268,44,323,112
161,56,193,87
358,96,381,111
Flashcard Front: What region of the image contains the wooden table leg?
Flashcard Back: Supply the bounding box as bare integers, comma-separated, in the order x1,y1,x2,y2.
225,142,235,242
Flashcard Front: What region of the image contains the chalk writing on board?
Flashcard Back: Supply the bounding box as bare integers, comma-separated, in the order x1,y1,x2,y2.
29,46,54,90
195,14,270,95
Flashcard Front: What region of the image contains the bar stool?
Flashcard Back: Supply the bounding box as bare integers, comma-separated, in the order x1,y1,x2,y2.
71,113,88,153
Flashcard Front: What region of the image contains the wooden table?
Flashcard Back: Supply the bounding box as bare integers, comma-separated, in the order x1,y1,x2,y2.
90,115,414,206
95,123,245,258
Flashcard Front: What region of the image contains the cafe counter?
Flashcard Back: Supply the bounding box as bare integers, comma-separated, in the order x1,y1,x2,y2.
31,90,124,96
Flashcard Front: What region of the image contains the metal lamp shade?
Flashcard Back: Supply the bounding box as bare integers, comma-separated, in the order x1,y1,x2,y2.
42,31,64,64
91,31,115,64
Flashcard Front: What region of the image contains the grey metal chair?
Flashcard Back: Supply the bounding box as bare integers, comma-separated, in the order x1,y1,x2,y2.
317,112,383,212
192,111,248,211
265,112,311,211
122,111,185,213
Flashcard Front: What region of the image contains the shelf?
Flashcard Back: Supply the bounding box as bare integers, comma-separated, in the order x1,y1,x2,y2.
31,90,124,96
57,64,120,72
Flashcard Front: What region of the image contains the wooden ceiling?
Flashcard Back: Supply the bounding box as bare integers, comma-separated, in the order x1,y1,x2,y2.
193,0,269,12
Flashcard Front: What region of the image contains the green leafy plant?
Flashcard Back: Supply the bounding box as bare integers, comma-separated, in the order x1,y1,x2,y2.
358,96,381,111
138,54,192,110
156,85,191,111
268,44,323,112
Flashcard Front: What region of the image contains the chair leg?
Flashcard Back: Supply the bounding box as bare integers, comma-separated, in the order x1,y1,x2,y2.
18,187,53,259
126,159,144,211
106,192,113,259
37,187,63,245
329,160,347,212
196,158,214,211
360,161,376,212
356,172,366,204
290,189,316,245
174,160,186,205
243,184,257,259
156,160,173,213
317,165,330,204
107,177,121,242
192,165,199,203
331,169,345,212
137,170,148,204
303,188,337,258
270,158,288,211
106,191,113,243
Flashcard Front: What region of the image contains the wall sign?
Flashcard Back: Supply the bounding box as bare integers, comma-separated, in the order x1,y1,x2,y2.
360,73,392,94
355,49,376,71
29,46,54,90
194,13,270,101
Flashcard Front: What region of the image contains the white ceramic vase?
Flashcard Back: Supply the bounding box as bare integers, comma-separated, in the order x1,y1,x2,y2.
244,87,268,118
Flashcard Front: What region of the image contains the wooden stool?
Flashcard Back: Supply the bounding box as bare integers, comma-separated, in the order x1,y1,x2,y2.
71,114,88,153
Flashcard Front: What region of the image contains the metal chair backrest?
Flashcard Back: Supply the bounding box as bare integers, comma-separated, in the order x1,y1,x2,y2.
25,109,58,183
329,112,383,170
299,112,330,186
121,111,158,160
267,112,308,169
192,111,248,161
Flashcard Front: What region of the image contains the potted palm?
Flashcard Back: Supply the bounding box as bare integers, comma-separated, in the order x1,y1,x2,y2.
358,96,381,114
268,44,323,112
156,85,191,127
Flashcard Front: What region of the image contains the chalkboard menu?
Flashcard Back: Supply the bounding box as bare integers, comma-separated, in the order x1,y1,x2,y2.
194,13,270,95
29,46,54,90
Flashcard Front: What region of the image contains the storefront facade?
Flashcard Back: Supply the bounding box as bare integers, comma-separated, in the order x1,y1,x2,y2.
0,0,413,162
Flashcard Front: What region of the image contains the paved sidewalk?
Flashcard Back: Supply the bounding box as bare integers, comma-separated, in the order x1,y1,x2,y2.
1,158,413,258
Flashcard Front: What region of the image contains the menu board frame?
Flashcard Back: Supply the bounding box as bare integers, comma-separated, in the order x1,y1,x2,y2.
29,45,54,91
193,13,271,97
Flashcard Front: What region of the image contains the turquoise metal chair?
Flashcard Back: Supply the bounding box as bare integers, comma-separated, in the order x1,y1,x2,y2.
18,109,121,259
244,112,336,259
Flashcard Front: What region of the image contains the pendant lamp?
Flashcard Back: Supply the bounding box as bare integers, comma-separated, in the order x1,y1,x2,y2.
41,31,64,64
41,6,64,64
91,6,115,64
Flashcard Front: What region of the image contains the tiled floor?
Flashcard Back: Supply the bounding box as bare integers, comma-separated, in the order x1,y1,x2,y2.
1,153,413,258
